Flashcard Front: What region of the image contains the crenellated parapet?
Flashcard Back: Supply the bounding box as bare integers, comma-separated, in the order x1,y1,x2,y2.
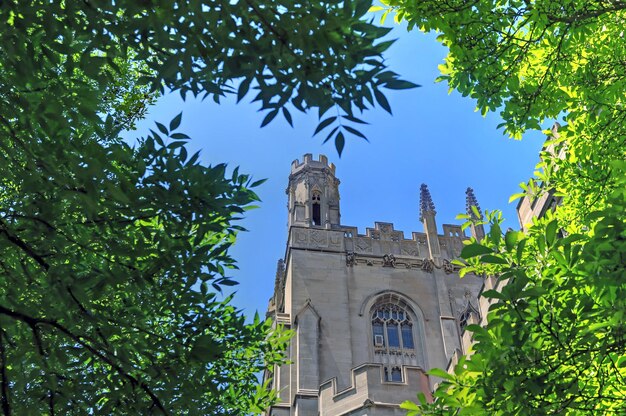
318,364,431,416
290,153,336,176
288,220,466,270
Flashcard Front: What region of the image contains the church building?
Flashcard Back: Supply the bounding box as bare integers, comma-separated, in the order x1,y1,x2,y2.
265,154,484,416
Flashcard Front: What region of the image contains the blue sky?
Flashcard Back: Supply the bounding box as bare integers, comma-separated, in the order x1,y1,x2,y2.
130,27,545,319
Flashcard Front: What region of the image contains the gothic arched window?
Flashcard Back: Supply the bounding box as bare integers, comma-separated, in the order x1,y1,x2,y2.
459,309,472,331
311,191,321,226
458,301,479,332
371,300,415,352
368,293,425,379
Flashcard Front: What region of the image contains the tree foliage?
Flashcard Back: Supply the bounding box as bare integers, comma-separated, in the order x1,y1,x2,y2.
370,0,626,414
0,1,412,414
380,0,624,222
3,0,414,155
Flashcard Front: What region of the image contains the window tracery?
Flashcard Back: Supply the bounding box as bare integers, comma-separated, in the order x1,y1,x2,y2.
458,301,479,332
371,299,415,352
459,309,472,331
368,293,424,376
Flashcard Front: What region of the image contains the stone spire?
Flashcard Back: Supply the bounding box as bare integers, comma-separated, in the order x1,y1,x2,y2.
419,184,440,260
273,259,286,313
465,187,485,241
419,183,436,222
465,187,483,220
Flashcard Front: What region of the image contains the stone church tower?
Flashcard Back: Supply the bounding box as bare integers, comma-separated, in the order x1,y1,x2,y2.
265,155,484,416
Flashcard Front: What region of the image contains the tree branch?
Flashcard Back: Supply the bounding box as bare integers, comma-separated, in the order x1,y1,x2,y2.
0,328,11,416
0,306,168,415
0,220,50,271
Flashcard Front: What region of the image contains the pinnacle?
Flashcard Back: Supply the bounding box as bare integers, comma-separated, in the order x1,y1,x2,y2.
419,183,436,221
465,187,483,219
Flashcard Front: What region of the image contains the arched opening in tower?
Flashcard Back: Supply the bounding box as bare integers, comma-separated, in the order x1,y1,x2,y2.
312,202,321,226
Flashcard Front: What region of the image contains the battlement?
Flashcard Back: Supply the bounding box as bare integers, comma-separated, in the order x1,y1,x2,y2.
341,221,466,242
290,153,336,175
288,220,467,263
318,364,431,416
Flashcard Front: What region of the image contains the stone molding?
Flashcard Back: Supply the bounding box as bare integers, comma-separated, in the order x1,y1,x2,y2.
343,251,462,273
290,227,344,251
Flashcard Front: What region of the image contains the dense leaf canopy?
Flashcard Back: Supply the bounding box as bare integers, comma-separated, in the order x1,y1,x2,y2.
0,1,411,414
371,0,626,414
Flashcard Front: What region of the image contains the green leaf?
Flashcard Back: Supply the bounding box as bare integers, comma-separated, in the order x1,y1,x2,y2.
314,116,337,136
343,115,368,124
480,290,504,300
374,39,395,54
335,131,345,156
545,219,558,247
480,254,508,265
374,88,392,113
282,107,293,127
400,399,421,413
323,126,339,143
354,0,372,16
169,112,183,131
155,122,169,135
260,108,279,127
250,178,267,187
461,243,493,259
170,132,190,140
505,230,521,251
516,238,526,263
428,367,454,381
463,324,485,333
237,78,252,103
343,125,368,140
384,79,420,90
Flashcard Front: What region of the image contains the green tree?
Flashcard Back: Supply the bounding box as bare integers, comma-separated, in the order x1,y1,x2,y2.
0,1,411,414
369,0,626,414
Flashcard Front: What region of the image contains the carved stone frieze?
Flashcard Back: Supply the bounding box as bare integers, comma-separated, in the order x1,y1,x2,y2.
421,259,434,273
309,230,327,247
355,237,372,253
379,223,392,233
443,259,455,274
291,229,345,251
400,242,419,257
329,233,342,247
295,230,308,244
382,254,396,268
